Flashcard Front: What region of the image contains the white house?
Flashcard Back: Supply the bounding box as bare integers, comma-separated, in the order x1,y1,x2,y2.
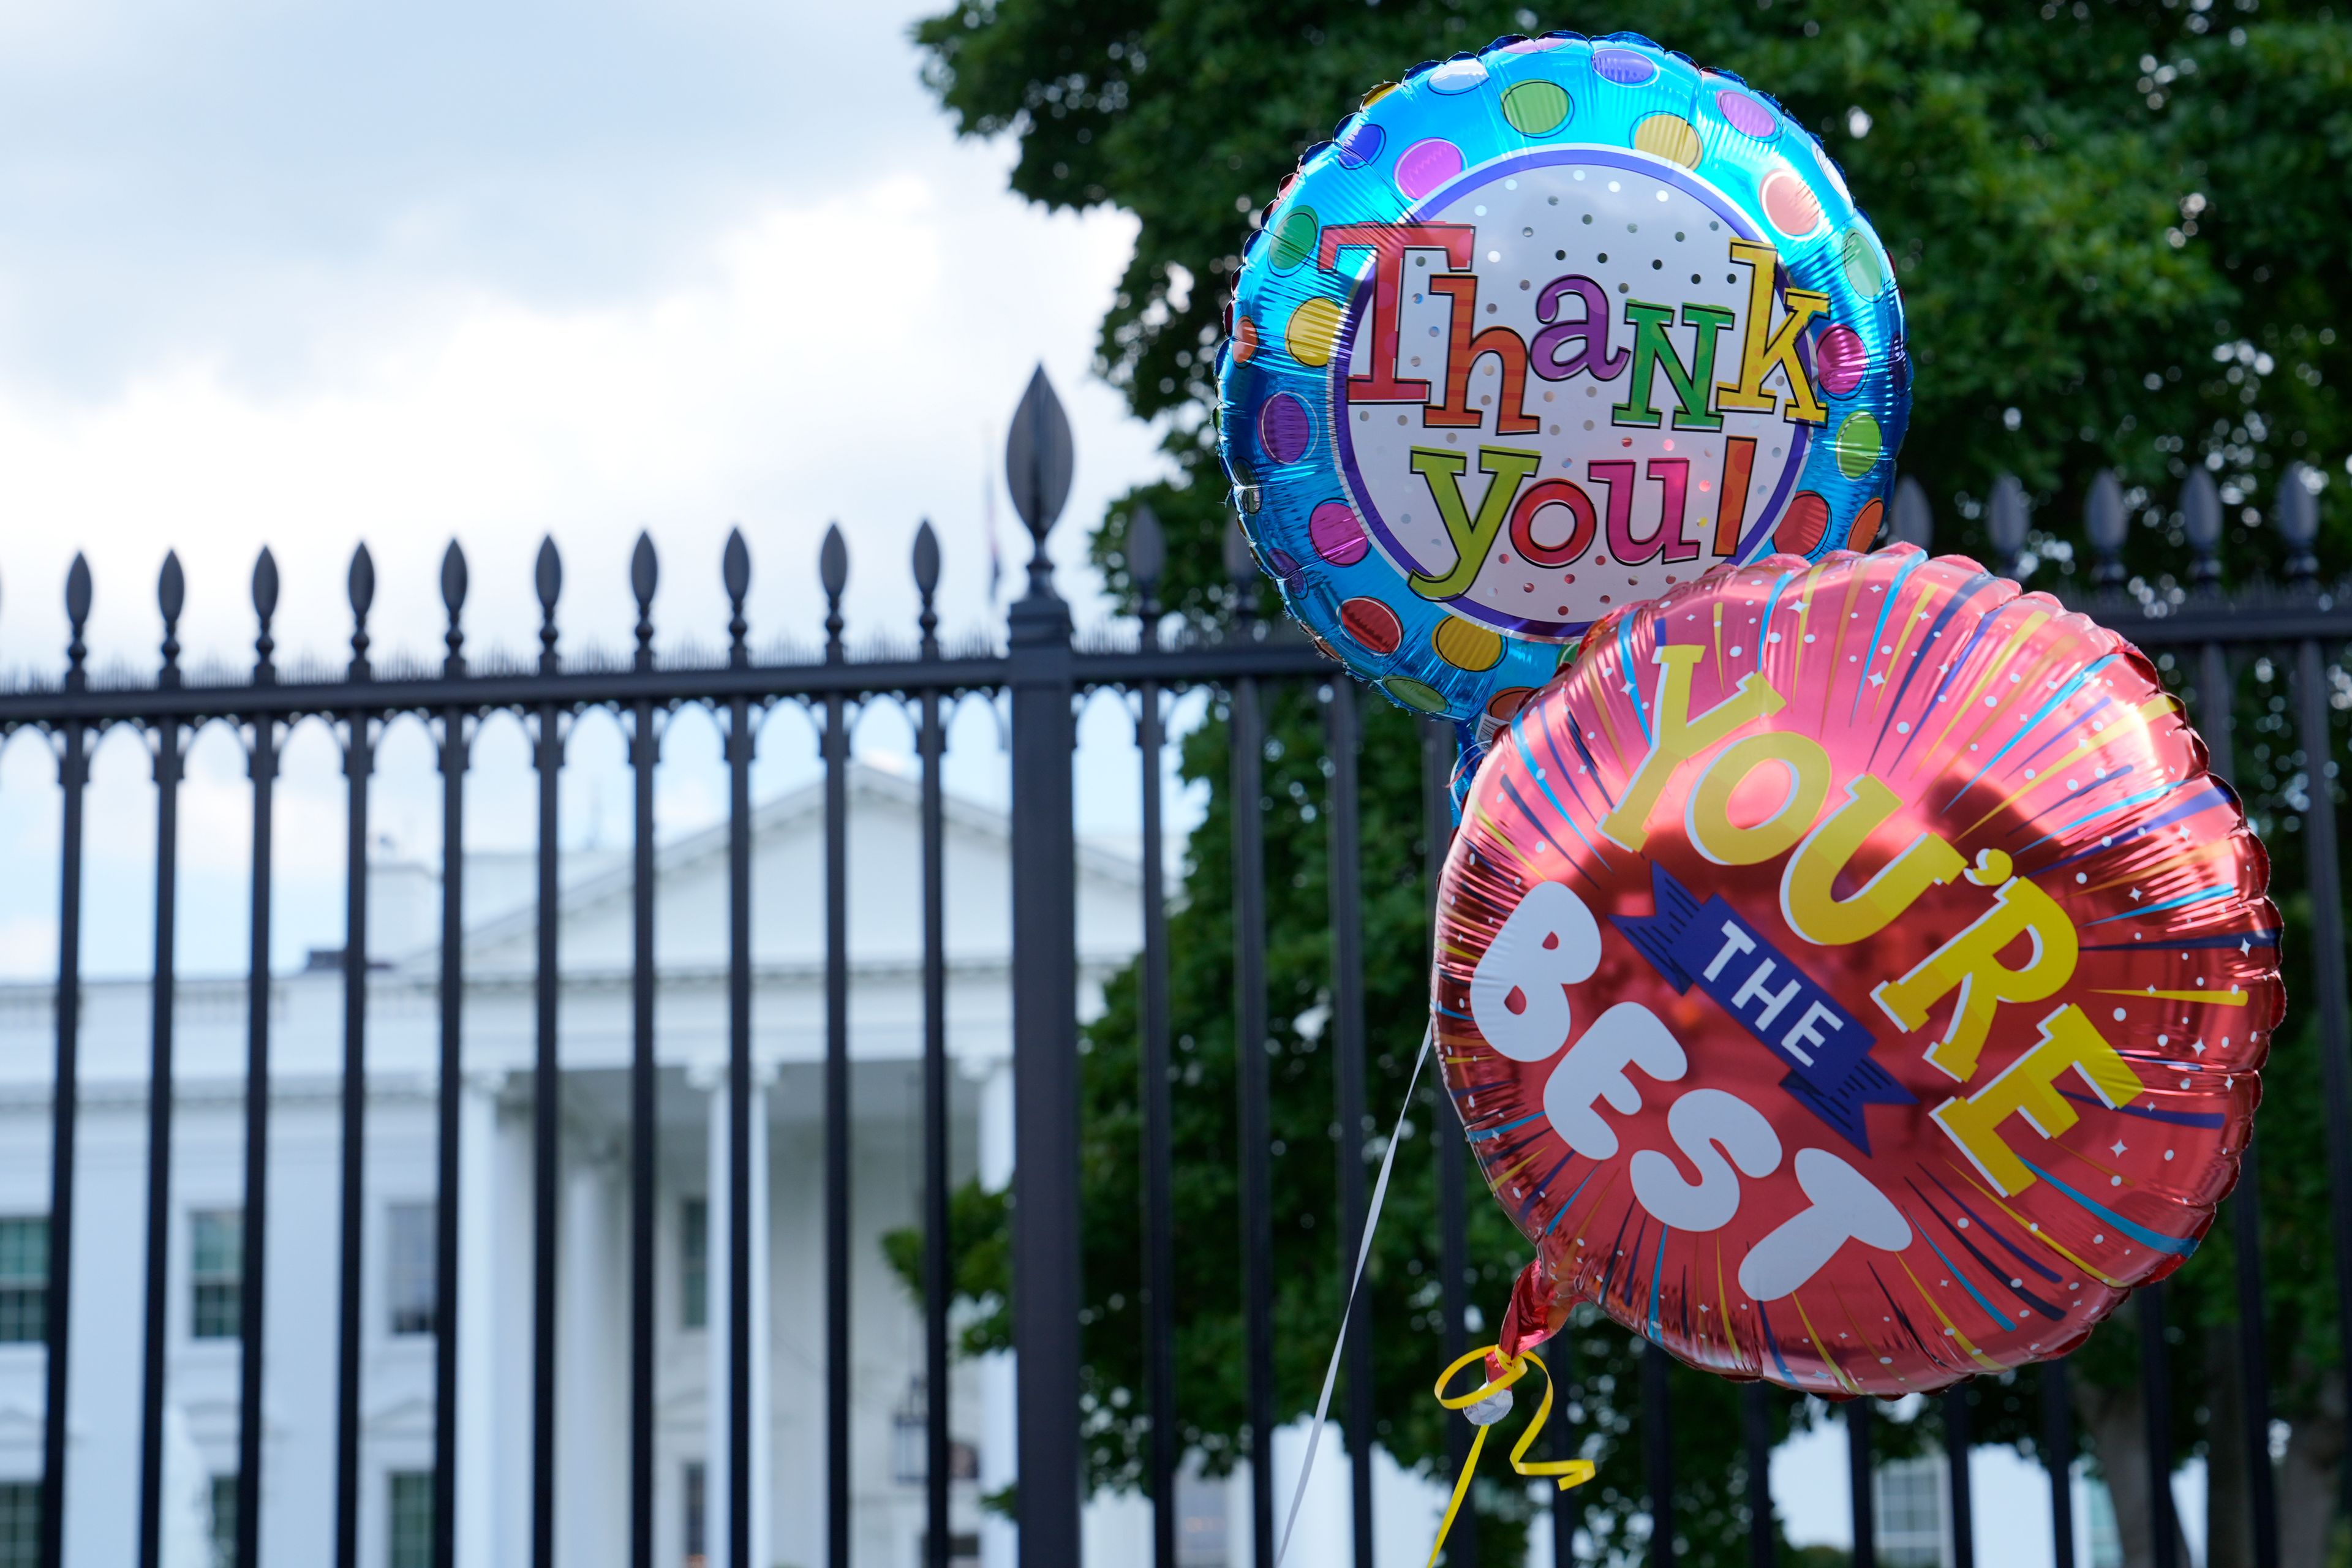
0,761,1166,1568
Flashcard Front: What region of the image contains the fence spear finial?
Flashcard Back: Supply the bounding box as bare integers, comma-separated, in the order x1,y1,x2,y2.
631,532,658,672
2182,469,2223,592
441,541,469,676
157,551,184,688
535,536,562,673
348,542,375,680
913,521,941,660
1891,476,1932,552
2277,462,2321,586
251,547,277,683
1129,502,1165,651
821,524,848,664
1987,475,2029,579
723,527,750,666
62,552,91,693
1005,365,1074,601
2085,470,2126,592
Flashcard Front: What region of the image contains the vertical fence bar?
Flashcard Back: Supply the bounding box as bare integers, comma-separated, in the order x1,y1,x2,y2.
629,534,660,1568
1422,717,1475,1567
235,551,277,1568
42,557,90,1568
2043,1362,2076,1568
914,525,952,1568
43,715,85,1568
530,538,564,1568
1230,657,1274,1568
1132,529,1178,1568
821,526,853,1568
1943,1385,1974,1568
1846,1398,1874,1568
1551,1331,1583,1568
1644,1341,1675,1568
136,556,183,1568
2140,1287,2178,1568
723,529,755,1568
2196,637,2280,1568
432,545,470,1568
334,546,376,1568
1005,369,1081,1568
1744,1384,1773,1568
336,742,371,1561
2290,628,2352,1526
1322,680,1374,1568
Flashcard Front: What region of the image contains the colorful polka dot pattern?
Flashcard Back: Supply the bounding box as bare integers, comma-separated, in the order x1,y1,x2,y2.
1760,168,1823,236
1632,113,1702,168
1501,80,1571,135
1284,297,1344,366
1815,325,1869,396
1310,501,1370,565
1433,616,1504,673
1395,138,1464,199
1219,31,1910,744
1257,393,1311,464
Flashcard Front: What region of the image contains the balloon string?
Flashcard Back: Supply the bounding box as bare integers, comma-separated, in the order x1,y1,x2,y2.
1425,1346,1596,1567
1272,1020,1434,1568
1427,1420,1491,1566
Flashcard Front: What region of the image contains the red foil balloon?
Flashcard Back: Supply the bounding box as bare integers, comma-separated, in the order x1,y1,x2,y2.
1434,546,2282,1395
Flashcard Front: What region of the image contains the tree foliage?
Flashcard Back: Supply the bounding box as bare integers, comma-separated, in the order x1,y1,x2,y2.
896,3,2352,1561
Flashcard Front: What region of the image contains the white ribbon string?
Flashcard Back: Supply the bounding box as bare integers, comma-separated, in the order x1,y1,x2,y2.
1274,1019,1437,1568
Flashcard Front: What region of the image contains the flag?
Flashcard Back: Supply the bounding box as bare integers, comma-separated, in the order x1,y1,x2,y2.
985,458,1002,605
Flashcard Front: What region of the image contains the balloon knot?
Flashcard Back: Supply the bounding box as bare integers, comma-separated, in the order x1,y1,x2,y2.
1464,1389,1515,1426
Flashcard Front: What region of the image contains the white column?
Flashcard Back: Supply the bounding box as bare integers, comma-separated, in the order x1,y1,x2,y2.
693,1060,773,1568
456,1070,502,1568
972,1052,1017,1568
695,1060,731,1568
560,1139,624,1568
157,1405,210,1568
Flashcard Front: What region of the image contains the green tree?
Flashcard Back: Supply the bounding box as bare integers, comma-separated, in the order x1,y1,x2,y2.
897,4,2352,1562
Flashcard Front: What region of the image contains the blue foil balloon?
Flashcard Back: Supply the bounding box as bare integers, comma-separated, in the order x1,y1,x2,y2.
1217,32,1909,755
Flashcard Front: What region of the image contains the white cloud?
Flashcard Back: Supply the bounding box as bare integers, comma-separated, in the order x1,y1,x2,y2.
0,0,1185,976
0,22,1166,677
0,168,1155,680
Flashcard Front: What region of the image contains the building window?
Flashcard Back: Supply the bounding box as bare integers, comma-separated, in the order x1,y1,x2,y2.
191,1211,243,1341
208,1476,236,1568
931,1533,979,1567
2084,1474,2124,1568
386,1203,436,1337
892,1376,929,1485
680,1199,707,1331
0,1219,47,1344
1175,1466,1227,1568
388,1472,434,1568
0,1483,36,1568
682,1461,705,1568
1872,1454,1947,1567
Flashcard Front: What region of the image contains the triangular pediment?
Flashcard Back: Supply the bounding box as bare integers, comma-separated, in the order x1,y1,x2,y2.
394,763,1140,978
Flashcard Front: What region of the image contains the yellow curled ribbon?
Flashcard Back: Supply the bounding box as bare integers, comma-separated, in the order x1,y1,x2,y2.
1426,1344,1596,1566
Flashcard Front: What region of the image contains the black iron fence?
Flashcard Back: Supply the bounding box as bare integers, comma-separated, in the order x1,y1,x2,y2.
1,368,2346,1568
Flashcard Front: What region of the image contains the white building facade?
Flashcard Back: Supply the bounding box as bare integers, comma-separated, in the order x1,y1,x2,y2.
0,764,1161,1568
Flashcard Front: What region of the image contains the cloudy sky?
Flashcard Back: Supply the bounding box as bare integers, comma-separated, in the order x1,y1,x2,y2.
0,0,1161,668
0,0,1185,978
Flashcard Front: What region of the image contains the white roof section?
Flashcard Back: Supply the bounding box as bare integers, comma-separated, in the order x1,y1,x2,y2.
431,760,1144,978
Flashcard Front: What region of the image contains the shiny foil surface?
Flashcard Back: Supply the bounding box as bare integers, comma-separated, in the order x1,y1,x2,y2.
1218,31,1910,744
1434,546,2282,1395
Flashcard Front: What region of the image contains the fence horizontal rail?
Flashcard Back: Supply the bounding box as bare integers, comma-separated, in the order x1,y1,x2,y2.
0,639,1363,724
